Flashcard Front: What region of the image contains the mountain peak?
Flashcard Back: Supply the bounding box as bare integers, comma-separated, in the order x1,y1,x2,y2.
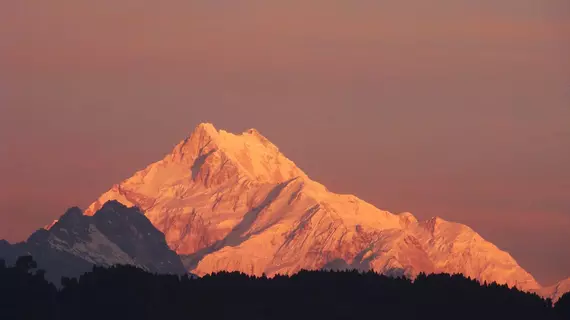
57,207,84,227
197,122,216,130
193,122,219,138
398,212,418,227
167,123,306,185
86,122,541,292
99,200,131,212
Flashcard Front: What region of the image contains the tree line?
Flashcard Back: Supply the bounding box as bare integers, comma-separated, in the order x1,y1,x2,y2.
1,256,569,320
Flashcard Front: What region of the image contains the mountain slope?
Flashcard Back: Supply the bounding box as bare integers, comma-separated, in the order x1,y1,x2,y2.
1,201,185,283
540,278,570,302
86,123,540,291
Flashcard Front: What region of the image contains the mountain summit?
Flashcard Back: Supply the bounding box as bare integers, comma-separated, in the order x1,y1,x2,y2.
171,122,307,185
86,123,540,291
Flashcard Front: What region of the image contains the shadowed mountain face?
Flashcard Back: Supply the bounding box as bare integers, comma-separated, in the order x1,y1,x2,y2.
0,201,186,284
0,239,23,266
87,123,542,292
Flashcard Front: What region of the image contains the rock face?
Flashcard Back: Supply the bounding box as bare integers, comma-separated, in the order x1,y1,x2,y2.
86,123,540,291
1,201,186,284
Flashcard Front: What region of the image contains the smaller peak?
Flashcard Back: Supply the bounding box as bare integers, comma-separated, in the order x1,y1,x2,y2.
96,201,146,218
56,207,86,229
100,200,130,212
61,207,83,220
398,212,418,227
399,212,416,219
196,122,217,131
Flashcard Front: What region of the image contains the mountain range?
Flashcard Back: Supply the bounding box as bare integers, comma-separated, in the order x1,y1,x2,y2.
1,123,567,301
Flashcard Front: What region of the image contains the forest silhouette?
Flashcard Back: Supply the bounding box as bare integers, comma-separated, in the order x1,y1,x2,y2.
1,256,569,320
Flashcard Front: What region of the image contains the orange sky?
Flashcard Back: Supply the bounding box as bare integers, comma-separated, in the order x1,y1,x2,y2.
0,1,569,285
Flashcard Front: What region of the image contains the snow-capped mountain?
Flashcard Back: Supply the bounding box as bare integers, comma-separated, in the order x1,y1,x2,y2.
1,201,185,283
540,278,570,303
86,123,541,291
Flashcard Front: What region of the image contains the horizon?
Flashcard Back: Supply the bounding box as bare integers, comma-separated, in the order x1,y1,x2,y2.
1,1,569,286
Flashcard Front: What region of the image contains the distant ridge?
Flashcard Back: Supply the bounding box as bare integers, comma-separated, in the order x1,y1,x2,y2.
1,201,185,283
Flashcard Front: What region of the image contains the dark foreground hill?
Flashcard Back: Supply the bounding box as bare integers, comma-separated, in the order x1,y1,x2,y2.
1,256,569,320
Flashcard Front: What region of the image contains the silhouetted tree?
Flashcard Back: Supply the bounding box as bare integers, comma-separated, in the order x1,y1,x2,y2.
0,256,57,320
556,292,570,319
15,255,37,271
0,255,565,320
